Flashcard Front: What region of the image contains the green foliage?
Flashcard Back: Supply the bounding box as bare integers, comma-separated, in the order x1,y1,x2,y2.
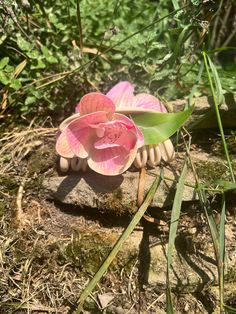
0,0,234,120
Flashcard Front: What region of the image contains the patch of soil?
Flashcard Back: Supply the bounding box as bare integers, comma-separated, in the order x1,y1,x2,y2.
0,127,236,314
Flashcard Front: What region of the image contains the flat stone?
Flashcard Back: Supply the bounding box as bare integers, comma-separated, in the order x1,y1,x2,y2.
128,229,236,294
170,93,236,129
43,155,199,214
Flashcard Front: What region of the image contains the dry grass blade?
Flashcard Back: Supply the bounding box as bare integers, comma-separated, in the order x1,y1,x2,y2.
0,126,56,174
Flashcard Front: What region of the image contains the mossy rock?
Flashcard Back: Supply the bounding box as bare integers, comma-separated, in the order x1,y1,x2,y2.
27,142,56,176
0,176,18,195
61,231,137,275
195,160,230,185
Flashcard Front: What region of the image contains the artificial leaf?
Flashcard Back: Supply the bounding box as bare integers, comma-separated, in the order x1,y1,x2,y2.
132,106,193,145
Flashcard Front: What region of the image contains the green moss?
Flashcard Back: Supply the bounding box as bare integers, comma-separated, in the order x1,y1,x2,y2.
102,194,137,215
64,232,111,274
212,132,236,157
0,176,18,195
25,176,44,193
227,132,236,155
27,143,56,176
225,265,236,283
61,231,137,275
113,187,123,200
195,160,229,185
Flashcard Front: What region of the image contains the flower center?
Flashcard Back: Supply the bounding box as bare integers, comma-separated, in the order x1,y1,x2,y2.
94,123,127,149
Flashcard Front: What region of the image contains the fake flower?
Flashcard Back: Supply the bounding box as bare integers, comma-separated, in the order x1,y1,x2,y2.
56,92,144,175
56,81,175,175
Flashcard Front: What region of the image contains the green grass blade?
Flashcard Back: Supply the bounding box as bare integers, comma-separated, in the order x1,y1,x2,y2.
172,0,180,10
74,172,163,314
198,187,219,259
188,60,204,107
215,180,236,192
206,47,236,54
219,194,226,312
166,160,188,313
207,55,224,105
202,51,235,183
223,304,236,313
169,25,192,67
132,106,193,145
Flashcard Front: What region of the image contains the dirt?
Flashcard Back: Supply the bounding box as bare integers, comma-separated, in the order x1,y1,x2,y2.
0,127,236,313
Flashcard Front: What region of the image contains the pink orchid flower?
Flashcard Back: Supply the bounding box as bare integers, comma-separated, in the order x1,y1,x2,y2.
56,81,175,175
56,92,144,176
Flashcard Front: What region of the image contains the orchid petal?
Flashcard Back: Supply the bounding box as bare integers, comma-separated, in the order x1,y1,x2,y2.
76,92,115,116
106,81,134,108
66,111,108,158
132,93,167,113
88,146,137,176
59,113,81,132
114,113,144,148
56,131,74,158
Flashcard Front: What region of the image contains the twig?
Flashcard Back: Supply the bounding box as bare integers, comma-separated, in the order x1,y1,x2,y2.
16,178,29,228
146,293,164,311
16,180,25,219
137,167,146,206
76,0,83,58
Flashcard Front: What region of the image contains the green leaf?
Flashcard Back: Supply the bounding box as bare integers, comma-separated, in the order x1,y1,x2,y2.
169,25,192,67
26,50,40,59
172,0,180,10
223,304,236,313
4,65,14,73
41,46,57,63
47,55,58,64
132,106,193,145
191,0,200,5
30,59,46,69
215,180,236,192
14,59,27,78
41,45,50,58
0,57,9,70
10,79,22,90
25,96,36,106
16,35,32,51
0,71,10,85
